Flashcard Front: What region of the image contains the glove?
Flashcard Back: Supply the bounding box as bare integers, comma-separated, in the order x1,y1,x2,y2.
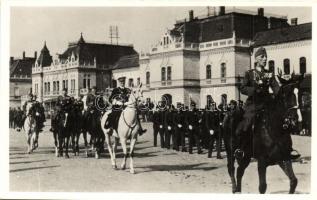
188,125,193,130
167,126,171,130
178,124,182,128
36,112,40,116
209,130,214,135
159,125,163,129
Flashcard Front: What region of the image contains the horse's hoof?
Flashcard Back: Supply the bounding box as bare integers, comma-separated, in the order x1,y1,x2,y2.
121,166,126,170
130,169,135,174
112,165,117,169
95,153,100,159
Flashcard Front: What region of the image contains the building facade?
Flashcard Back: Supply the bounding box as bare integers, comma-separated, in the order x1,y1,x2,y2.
137,7,296,107
10,51,36,108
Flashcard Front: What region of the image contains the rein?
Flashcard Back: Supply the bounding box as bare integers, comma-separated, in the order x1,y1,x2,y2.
121,90,139,131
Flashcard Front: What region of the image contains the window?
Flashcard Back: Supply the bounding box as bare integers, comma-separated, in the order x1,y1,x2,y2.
87,79,90,89
206,64,211,79
268,60,275,74
63,80,66,89
65,80,68,89
146,72,150,85
48,82,50,94
71,79,75,93
161,67,166,81
300,57,306,74
35,84,38,95
56,81,60,93
137,77,140,86
167,66,172,81
284,59,290,75
112,79,117,88
128,78,134,87
53,81,56,94
221,63,226,78
83,78,86,88
44,82,47,94
14,87,19,96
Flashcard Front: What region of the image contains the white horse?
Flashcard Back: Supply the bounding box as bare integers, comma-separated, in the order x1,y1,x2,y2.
101,83,143,174
23,103,39,154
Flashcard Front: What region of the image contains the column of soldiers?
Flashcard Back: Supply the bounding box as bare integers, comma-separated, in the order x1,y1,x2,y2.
151,96,244,159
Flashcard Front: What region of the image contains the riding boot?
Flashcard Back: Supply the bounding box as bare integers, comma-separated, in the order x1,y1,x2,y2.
234,130,245,159
137,115,147,136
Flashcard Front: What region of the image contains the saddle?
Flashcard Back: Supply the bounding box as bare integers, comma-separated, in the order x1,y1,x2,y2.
104,110,122,132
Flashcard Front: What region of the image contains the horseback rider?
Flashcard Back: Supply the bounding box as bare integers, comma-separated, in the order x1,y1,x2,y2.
56,88,73,127
104,76,146,135
22,92,45,132
234,47,300,159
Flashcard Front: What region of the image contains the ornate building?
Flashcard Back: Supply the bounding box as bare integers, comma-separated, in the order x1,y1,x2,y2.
138,7,295,107
32,34,138,110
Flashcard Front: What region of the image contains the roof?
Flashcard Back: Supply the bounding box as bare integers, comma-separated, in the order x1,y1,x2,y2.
10,57,35,77
37,42,53,67
58,35,138,68
253,23,312,47
171,12,289,43
111,54,139,70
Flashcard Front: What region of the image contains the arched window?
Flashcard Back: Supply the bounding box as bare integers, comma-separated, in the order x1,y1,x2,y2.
161,67,166,81
300,57,306,74
146,72,150,85
128,78,134,87
206,65,211,79
167,66,172,81
112,79,117,88
284,59,290,75
221,63,226,78
268,60,275,74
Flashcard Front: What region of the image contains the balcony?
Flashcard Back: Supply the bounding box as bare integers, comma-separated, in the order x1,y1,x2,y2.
151,42,199,54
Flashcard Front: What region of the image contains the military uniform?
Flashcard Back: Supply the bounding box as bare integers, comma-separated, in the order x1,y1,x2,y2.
185,107,201,154
157,107,166,148
172,107,185,151
164,108,174,149
152,109,163,147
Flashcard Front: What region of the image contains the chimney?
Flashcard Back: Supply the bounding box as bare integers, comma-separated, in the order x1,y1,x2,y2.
219,6,225,16
10,57,14,65
22,51,25,59
258,8,264,16
189,10,194,21
34,51,37,59
291,18,298,26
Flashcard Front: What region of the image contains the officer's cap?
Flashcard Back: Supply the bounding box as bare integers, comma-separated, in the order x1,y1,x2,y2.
118,77,126,83
28,93,33,98
255,47,267,58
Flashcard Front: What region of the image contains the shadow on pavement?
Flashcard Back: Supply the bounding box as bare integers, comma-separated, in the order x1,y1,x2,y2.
137,162,219,173
10,160,49,165
10,165,60,173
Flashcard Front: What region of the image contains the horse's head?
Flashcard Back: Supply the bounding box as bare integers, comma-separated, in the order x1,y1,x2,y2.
273,74,303,133
127,83,143,107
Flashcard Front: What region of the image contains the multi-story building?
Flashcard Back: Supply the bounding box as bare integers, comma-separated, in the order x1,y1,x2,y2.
139,7,294,107
32,34,138,110
10,51,37,108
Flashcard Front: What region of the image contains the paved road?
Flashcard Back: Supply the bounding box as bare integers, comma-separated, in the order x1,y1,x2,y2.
9,122,311,193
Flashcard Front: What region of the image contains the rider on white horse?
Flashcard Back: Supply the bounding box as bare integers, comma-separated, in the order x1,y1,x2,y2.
104,76,146,135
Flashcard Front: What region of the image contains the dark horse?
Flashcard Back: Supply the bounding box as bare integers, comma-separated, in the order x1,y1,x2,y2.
82,95,106,159
69,108,83,156
54,110,74,158
223,74,303,194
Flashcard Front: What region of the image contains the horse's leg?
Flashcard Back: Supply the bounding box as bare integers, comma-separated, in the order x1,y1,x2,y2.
76,130,80,155
83,130,89,157
129,136,137,174
257,158,268,194
120,137,128,170
58,132,63,157
224,138,237,193
105,131,116,169
236,156,251,193
278,160,298,194
65,135,70,158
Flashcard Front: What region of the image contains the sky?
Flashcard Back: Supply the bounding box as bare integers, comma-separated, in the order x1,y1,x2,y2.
10,6,312,58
